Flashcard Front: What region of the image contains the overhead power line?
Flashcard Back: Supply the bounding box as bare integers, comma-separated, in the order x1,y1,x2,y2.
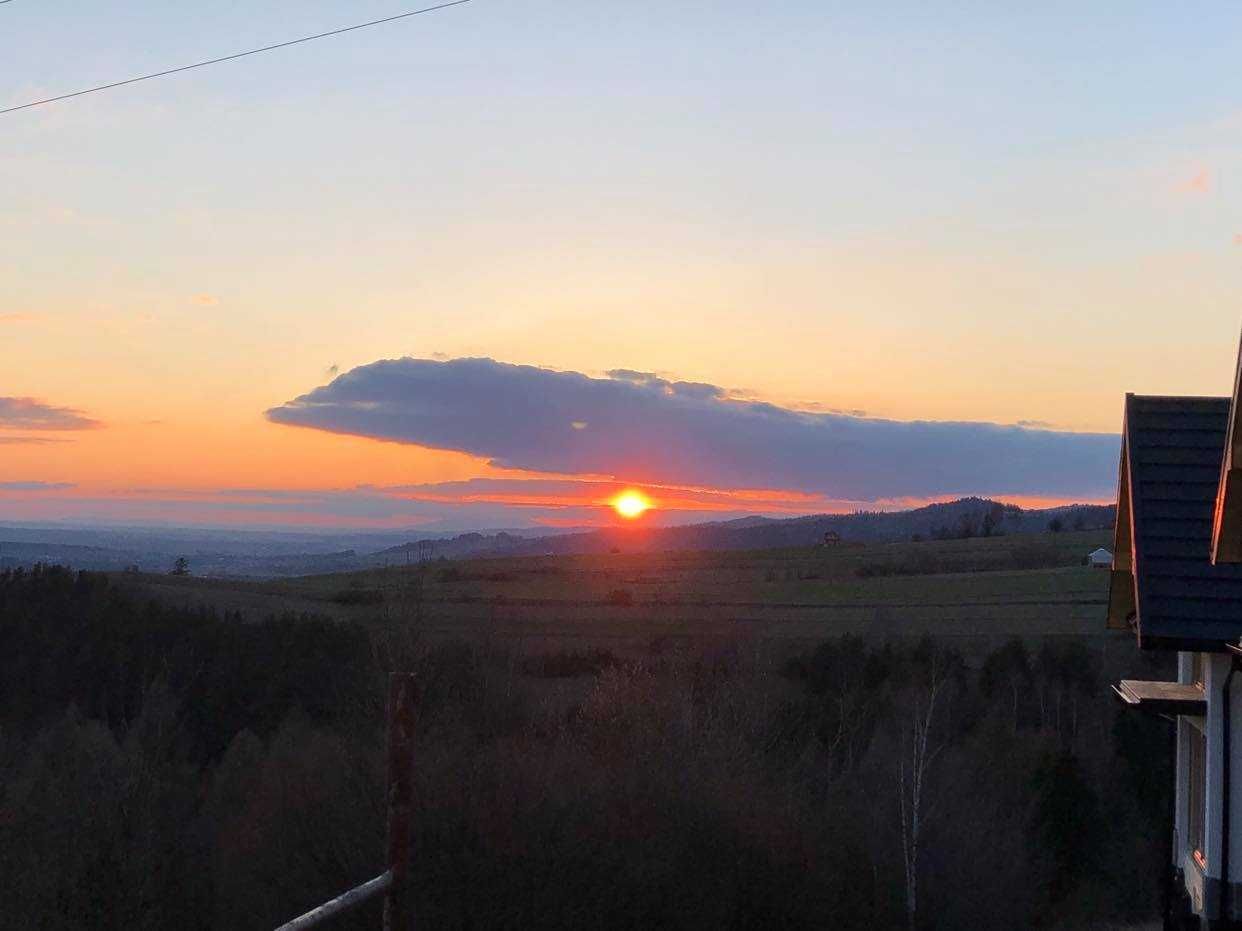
1,0,474,116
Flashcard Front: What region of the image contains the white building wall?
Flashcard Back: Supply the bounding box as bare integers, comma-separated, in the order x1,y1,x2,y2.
1176,652,1191,866
1176,651,1242,921
1203,654,1228,880
1230,671,1242,913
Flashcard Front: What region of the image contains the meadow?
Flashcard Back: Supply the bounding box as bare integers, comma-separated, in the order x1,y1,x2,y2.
125,529,1115,653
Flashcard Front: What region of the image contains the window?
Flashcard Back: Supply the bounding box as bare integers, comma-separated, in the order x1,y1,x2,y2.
1189,725,1207,867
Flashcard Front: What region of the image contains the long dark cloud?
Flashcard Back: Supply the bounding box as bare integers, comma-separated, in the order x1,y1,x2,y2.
0,481,74,491
0,397,99,431
267,358,1120,500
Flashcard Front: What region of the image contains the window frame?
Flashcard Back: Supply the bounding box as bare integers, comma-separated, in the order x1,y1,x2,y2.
1188,718,1207,870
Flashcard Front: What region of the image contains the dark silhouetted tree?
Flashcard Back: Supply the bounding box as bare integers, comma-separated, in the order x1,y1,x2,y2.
1030,753,1101,908
955,513,978,539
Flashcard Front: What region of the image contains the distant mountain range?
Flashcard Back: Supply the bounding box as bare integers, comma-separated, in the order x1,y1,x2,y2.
371,497,1116,563
0,524,571,577
0,498,1115,577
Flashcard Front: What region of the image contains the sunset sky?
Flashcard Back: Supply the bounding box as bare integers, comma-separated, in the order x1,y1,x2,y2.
3,2,1242,529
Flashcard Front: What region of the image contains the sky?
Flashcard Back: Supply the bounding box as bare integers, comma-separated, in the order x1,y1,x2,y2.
3,1,1241,530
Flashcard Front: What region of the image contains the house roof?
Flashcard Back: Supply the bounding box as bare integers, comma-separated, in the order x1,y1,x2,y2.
1089,548,1112,557
1212,331,1242,564
1108,394,1242,650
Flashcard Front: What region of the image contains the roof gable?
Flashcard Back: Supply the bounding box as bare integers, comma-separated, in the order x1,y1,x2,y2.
1212,331,1242,563
1109,394,1242,650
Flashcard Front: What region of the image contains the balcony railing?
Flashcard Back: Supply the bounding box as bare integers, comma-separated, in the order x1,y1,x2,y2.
273,673,416,931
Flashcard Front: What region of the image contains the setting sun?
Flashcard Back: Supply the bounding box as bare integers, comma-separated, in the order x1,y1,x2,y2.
612,490,652,519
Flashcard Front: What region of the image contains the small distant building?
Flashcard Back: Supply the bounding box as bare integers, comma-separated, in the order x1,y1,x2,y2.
822,531,842,547
1088,547,1112,569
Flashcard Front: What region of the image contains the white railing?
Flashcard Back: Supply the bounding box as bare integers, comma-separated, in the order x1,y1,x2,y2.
272,673,416,931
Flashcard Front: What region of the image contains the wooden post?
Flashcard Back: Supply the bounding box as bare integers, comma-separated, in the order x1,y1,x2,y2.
384,673,416,931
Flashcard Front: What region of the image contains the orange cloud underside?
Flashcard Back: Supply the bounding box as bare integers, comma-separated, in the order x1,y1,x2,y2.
1,417,503,491
0,478,1112,531
0,412,1113,529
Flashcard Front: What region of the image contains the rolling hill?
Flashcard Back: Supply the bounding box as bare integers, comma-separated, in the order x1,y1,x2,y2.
372,497,1115,563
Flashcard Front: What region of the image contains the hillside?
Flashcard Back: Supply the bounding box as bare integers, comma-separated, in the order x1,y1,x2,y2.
120,528,1118,653
373,497,1116,563
1,498,1114,578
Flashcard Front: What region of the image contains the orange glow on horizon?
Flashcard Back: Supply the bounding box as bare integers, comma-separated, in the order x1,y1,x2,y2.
612,489,652,519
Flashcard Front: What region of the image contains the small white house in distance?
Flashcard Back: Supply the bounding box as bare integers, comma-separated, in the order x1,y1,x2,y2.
1088,547,1113,569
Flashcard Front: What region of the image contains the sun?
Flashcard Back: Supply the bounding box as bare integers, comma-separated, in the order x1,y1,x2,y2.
612,490,652,519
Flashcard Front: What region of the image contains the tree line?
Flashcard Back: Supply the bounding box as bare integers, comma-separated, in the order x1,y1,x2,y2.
0,565,1172,930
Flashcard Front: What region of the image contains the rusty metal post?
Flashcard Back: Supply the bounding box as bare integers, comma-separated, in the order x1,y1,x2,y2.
384,673,416,931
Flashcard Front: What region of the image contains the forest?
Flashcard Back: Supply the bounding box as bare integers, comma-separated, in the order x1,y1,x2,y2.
0,564,1173,930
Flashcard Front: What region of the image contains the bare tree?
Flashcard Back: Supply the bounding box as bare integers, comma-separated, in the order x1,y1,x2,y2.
895,651,952,931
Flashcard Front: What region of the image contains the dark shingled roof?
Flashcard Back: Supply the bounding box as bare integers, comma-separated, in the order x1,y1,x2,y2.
1123,394,1242,649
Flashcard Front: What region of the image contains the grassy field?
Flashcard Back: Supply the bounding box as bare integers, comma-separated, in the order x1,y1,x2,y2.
120,528,1120,655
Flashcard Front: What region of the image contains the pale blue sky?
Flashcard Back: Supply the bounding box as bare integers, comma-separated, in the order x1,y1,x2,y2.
3,2,1241,526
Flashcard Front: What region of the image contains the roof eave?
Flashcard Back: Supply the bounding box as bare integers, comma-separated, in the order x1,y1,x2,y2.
1212,330,1242,564
1107,396,1137,632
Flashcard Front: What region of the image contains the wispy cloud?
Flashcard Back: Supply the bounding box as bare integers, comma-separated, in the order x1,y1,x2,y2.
1174,167,1213,195
190,294,220,307
0,313,38,324
796,401,868,416
382,477,829,513
0,397,100,431
267,357,1119,500
0,481,75,491
0,436,69,445
2,479,1108,530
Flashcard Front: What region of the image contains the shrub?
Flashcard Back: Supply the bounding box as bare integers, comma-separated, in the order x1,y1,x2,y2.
330,588,385,606
606,588,634,606
521,649,620,678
